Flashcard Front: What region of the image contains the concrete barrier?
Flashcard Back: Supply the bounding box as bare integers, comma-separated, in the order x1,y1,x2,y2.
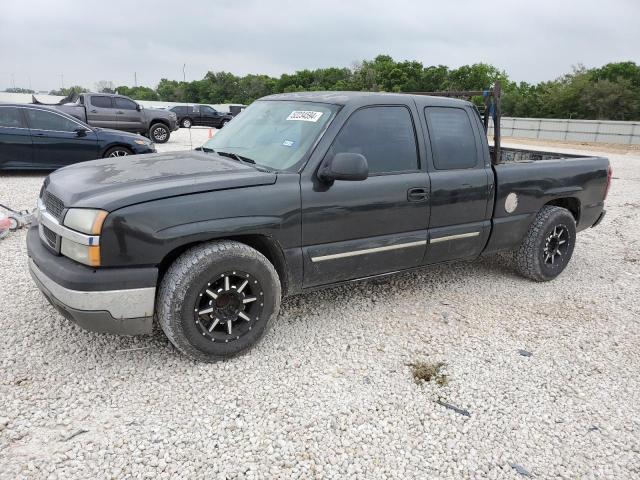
490,117,640,145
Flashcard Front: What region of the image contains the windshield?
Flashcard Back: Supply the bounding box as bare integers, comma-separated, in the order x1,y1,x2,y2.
201,100,339,171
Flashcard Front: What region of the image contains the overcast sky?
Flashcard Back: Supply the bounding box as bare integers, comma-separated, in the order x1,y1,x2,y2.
1,0,638,92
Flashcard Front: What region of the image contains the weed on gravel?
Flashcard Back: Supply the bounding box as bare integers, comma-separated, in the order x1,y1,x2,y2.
408,361,448,386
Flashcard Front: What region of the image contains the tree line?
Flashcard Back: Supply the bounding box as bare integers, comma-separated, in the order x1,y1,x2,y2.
8,56,640,120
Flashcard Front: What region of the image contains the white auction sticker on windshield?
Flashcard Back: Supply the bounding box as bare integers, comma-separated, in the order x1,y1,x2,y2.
286,111,323,122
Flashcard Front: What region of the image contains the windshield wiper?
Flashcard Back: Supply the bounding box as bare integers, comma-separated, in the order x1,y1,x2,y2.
199,148,274,172
217,151,256,164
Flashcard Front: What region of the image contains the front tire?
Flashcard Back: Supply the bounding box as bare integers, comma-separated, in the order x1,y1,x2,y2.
150,123,170,143
219,119,229,129
515,206,576,282
157,240,281,362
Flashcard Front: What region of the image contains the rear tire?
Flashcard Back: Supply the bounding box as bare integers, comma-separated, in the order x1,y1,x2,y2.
150,123,170,143
181,117,193,128
103,146,132,158
515,206,576,282
157,240,281,362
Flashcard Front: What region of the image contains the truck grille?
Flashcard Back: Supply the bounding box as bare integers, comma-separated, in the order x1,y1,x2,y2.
43,191,65,221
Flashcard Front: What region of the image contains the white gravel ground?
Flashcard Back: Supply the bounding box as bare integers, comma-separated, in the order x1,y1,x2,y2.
1,131,639,479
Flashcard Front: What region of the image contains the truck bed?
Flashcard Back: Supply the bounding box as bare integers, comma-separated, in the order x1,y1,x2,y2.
492,146,586,163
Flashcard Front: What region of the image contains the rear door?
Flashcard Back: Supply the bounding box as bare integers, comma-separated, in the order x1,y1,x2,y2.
0,106,33,169
301,104,430,287
190,105,202,125
86,95,118,129
423,106,493,263
114,96,145,132
24,108,99,168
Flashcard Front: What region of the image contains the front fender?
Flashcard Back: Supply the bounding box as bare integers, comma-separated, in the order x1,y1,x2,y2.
98,176,302,268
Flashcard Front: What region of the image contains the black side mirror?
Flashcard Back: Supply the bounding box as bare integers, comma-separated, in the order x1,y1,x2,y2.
136,104,142,111
318,152,369,182
74,127,88,137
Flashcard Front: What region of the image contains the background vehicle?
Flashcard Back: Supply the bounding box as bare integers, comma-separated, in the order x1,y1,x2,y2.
0,104,155,170
32,92,178,143
27,92,610,361
169,104,234,129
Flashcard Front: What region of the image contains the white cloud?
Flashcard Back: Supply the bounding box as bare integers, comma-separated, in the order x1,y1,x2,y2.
0,0,638,91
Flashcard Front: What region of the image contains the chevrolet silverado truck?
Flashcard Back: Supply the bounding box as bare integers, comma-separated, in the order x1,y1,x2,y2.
32,92,178,143
27,92,611,361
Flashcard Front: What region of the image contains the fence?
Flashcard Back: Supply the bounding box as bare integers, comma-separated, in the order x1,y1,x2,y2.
489,117,640,145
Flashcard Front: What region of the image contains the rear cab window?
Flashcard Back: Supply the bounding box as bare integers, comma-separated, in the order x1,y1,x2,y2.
425,107,478,170
91,96,113,108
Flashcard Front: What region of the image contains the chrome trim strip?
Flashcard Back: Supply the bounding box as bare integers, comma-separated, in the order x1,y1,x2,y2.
310,240,427,263
37,199,100,246
429,231,480,244
29,258,155,319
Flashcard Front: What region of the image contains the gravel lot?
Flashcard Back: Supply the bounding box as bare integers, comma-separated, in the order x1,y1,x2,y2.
1,130,639,479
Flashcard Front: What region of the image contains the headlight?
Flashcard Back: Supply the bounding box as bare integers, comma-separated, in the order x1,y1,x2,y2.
61,238,101,267
134,139,150,145
63,208,107,235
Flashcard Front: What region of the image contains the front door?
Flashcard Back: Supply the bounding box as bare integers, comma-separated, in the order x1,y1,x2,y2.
201,106,219,127
423,106,492,262
24,108,99,169
0,106,33,169
86,95,118,129
114,96,145,133
301,105,430,287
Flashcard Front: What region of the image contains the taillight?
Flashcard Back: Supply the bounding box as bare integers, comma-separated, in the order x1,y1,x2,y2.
603,165,613,200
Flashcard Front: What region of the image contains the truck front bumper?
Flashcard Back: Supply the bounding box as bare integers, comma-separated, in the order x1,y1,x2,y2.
27,226,157,335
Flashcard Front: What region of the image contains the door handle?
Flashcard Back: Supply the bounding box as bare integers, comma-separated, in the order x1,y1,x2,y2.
407,187,429,202
90,109,98,113
116,111,124,114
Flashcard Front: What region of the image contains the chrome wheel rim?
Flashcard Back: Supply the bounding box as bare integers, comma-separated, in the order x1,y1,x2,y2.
194,271,264,343
543,225,569,266
183,119,191,128
108,149,129,157
153,127,168,141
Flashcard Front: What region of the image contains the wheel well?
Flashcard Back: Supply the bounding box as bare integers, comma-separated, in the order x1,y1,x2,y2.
102,144,133,157
545,197,581,224
150,119,169,128
157,235,289,295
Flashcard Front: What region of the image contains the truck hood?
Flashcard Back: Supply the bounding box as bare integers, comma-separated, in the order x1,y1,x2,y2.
43,151,277,211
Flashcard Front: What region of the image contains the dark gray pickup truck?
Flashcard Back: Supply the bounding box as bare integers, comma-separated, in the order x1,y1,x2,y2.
27,92,611,361
33,92,178,143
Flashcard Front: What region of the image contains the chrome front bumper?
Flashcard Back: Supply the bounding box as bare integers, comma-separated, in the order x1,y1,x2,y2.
28,257,155,335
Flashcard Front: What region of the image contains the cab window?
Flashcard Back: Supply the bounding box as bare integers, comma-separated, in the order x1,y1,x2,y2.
326,106,419,174
425,107,478,170
114,97,137,110
91,96,113,108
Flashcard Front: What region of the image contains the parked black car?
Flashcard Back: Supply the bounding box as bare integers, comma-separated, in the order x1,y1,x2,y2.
0,104,156,170
169,104,233,129
27,92,610,362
